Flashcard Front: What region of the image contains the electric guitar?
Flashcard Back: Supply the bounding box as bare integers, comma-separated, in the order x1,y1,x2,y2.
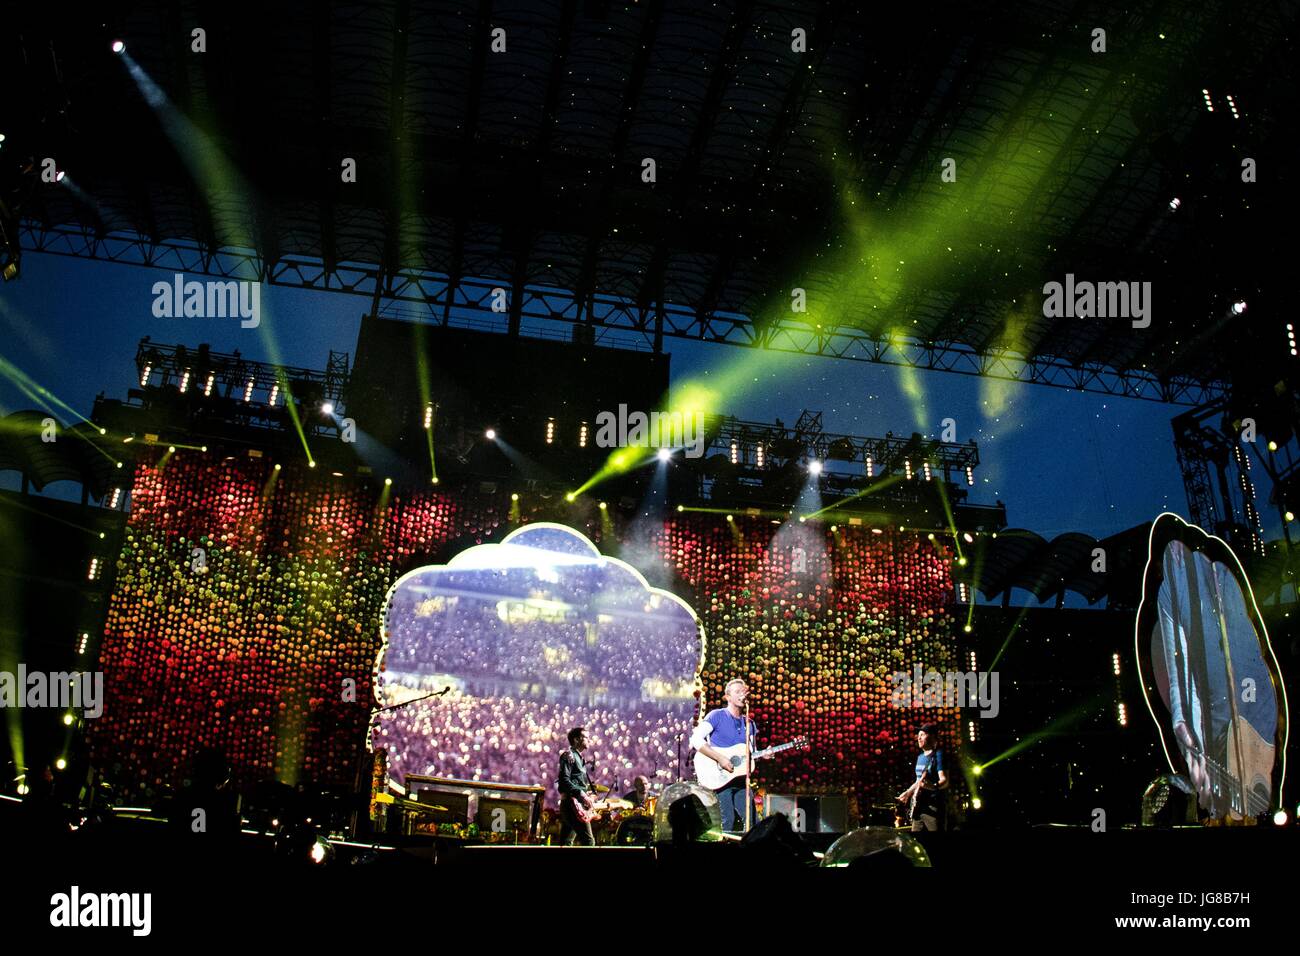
693,736,809,790
566,784,611,823
897,752,939,826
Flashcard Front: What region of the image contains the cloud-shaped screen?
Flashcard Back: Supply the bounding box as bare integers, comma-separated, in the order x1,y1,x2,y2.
370,523,703,805
1137,513,1288,822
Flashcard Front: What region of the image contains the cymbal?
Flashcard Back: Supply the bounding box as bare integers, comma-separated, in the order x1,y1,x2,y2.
375,793,449,812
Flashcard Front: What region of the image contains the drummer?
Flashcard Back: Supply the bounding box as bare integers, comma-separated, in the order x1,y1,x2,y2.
621,775,652,810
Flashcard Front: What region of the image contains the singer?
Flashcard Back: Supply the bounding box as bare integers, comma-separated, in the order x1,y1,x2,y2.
690,678,761,832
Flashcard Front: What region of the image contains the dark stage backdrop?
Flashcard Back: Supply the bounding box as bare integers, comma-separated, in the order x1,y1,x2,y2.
88,452,963,814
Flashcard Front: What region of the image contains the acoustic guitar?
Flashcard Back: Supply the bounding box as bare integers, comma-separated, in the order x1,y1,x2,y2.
1189,715,1273,821
693,736,809,790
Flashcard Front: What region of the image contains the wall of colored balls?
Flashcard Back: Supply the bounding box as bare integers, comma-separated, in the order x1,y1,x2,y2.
90,452,963,813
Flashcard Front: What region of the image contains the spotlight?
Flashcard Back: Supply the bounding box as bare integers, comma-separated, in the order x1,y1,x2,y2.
676,505,684,513
384,477,392,486
1268,441,1278,452
511,493,519,501
1273,809,1288,826
971,797,982,810
55,758,67,771
963,624,972,633
321,402,335,415
62,714,74,726
726,514,733,522
957,556,968,566
1286,512,1294,523
972,765,982,777
274,463,282,471
111,39,126,54
1168,197,1181,211
565,492,576,502
55,169,66,183
168,445,176,453
599,501,607,510
962,532,974,543
308,460,317,469
1232,301,1247,315
657,448,672,462
807,460,822,475
485,428,496,440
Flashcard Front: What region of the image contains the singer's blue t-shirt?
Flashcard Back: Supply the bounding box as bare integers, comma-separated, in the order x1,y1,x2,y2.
915,748,944,782
703,708,758,749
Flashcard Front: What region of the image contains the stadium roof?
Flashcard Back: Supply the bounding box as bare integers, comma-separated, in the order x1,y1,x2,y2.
5,0,1296,402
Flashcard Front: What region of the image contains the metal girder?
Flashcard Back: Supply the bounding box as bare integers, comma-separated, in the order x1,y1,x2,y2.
135,339,348,403
711,415,979,471
21,221,1227,405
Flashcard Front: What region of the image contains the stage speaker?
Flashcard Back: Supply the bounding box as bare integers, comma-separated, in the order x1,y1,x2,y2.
739,813,815,864
763,793,850,833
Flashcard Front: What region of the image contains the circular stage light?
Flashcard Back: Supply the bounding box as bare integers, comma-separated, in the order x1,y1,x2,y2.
321,402,334,415
657,448,672,461
808,460,822,475
485,428,496,440
111,40,126,54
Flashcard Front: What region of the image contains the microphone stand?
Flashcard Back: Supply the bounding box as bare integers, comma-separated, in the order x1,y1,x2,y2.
353,685,453,837
743,697,752,833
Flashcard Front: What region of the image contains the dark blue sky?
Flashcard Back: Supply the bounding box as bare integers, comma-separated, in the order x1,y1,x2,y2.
0,251,1267,547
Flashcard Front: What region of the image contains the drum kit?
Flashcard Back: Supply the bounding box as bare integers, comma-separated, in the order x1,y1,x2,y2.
588,795,658,846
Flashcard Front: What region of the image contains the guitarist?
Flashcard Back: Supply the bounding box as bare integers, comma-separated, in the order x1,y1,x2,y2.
896,723,948,833
689,679,761,832
557,727,595,846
